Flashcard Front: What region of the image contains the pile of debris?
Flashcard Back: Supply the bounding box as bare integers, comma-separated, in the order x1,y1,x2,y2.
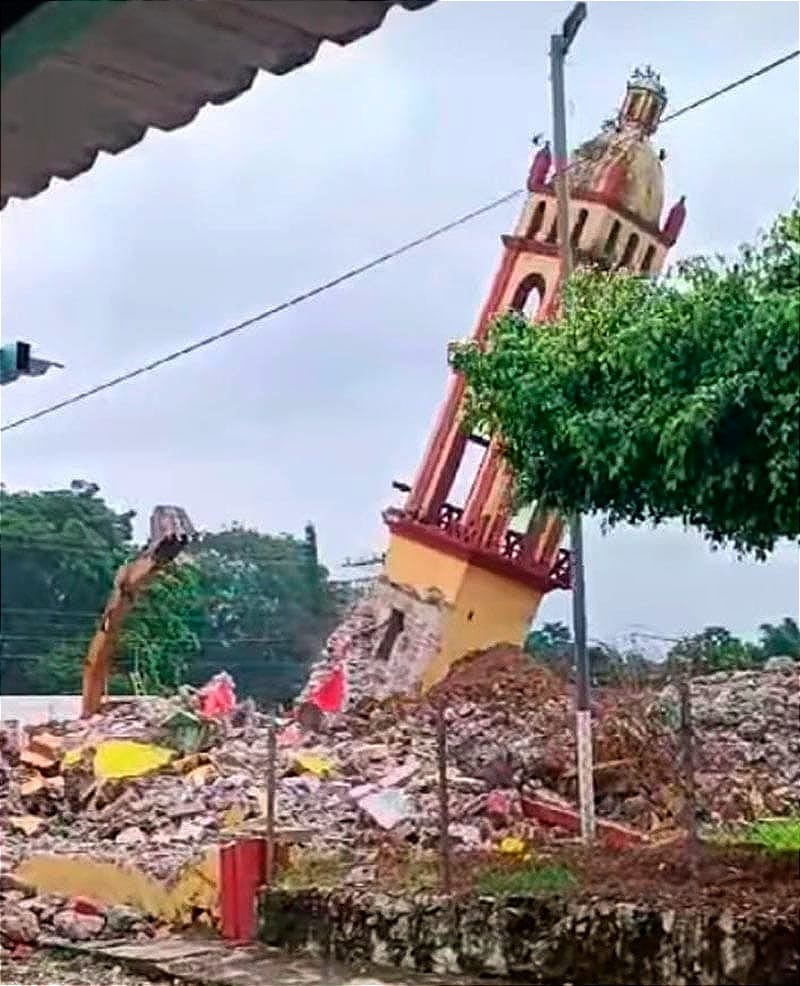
2,885,159,958
1,648,798,949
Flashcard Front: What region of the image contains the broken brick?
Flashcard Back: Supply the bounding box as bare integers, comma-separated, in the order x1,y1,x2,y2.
19,749,57,774
28,731,63,761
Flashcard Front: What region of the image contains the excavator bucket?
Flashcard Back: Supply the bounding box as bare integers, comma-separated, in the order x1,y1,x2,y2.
81,506,195,717
149,506,196,548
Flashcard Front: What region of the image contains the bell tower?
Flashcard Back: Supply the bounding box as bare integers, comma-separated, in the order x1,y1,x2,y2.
383,68,686,691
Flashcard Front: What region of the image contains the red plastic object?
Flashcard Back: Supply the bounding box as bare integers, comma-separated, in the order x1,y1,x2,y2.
308,664,345,713
486,790,511,820
200,674,236,718
521,797,647,850
71,895,103,916
219,838,266,942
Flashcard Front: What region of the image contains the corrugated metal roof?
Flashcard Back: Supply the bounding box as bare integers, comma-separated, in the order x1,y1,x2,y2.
1,0,434,208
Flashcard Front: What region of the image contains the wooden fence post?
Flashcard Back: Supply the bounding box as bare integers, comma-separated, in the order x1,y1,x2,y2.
677,661,700,875
435,703,452,895
265,712,277,886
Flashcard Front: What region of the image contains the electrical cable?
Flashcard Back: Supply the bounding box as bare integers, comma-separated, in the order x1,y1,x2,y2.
1,50,796,435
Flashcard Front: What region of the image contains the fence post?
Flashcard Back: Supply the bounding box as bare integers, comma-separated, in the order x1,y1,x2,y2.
435,703,452,895
265,711,277,886
677,661,699,875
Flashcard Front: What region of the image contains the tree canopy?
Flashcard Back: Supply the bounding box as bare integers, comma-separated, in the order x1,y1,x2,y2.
451,206,800,557
0,482,342,703
526,617,798,681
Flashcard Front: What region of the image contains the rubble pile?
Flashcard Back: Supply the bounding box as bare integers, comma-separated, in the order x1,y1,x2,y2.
2,885,159,957
1,650,797,949
663,667,800,821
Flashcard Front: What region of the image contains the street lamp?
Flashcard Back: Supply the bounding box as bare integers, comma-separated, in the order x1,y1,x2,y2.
549,2,595,844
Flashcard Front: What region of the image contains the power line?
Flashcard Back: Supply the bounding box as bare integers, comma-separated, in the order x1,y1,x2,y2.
1,50,797,436
0,191,522,433
660,49,799,124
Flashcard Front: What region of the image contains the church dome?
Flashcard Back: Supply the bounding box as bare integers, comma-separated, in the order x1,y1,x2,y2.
570,128,664,227
568,67,668,228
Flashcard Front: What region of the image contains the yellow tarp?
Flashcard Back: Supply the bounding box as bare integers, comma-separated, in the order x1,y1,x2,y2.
62,748,84,768
14,848,219,923
294,752,333,778
498,836,527,856
93,740,174,780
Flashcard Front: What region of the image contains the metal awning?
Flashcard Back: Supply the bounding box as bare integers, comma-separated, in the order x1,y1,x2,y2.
1,0,434,208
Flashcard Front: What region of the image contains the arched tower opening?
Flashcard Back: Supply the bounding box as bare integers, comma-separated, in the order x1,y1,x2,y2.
510,272,547,319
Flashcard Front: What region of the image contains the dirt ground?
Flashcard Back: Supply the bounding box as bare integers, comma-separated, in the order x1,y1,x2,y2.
1,951,175,986
372,841,800,915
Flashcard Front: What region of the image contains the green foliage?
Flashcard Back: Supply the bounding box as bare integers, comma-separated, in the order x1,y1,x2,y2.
451,206,800,558
525,620,657,684
190,523,338,706
475,862,578,897
122,564,206,695
526,616,796,682
713,817,800,854
667,625,764,675
738,818,800,854
758,617,800,658
0,481,133,693
526,620,572,656
1,482,340,704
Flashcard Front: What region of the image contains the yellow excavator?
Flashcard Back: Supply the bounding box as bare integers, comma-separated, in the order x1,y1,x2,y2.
80,506,196,717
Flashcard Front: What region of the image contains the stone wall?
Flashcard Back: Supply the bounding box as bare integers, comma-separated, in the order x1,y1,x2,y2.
259,889,799,986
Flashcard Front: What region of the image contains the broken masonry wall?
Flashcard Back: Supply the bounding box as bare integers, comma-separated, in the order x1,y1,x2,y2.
258,889,800,985
298,578,448,711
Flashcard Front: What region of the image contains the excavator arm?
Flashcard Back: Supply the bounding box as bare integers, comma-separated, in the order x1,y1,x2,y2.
81,506,196,717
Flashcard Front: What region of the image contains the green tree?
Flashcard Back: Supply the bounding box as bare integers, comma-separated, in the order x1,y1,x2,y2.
1,482,339,702
451,206,800,558
667,625,763,675
190,524,337,706
122,563,206,695
0,482,131,693
0,482,205,695
524,620,656,684
757,617,800,658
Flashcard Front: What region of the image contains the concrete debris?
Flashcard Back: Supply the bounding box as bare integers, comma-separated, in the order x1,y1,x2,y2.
2,905,40,945
1,643,798,952
298,579,447,710
53,908,106,942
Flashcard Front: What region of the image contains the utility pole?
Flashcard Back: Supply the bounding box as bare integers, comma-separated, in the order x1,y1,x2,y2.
550,1,595,844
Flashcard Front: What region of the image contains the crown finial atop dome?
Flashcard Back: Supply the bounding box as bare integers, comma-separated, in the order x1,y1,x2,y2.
619,65,667,135
629,65,667,100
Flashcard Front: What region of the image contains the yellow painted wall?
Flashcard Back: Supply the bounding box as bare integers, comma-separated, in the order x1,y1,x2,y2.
386,531,546,691
385,533,468,603
422,562,543,690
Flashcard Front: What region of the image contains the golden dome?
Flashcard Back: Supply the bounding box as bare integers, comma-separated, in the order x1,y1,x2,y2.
567,68,668,228
569,127,665,227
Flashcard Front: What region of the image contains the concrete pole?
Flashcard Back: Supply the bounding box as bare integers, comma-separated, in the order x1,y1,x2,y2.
549,5,595,844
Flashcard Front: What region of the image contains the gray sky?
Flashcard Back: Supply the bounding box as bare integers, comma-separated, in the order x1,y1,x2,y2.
1,1,798,648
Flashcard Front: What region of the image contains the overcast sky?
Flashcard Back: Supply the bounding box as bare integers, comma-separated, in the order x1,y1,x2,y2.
1,1,798,648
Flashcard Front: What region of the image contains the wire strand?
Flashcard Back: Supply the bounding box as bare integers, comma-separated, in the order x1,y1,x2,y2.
660,49,799,124
0,191,523,433
2,50,797,435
